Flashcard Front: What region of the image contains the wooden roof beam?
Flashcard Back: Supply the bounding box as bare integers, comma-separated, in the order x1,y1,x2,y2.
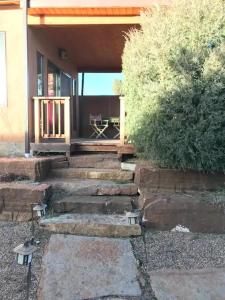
28,15,141,26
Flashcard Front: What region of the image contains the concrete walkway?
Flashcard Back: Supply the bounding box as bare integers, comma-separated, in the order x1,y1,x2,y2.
38,234,141,300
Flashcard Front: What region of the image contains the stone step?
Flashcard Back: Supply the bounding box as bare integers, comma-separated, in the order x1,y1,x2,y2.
51,168,134,181
38,235,141,300
46,178,138,196
51,160,69,169
52,195,133,214
40,213,141,237
68,154,120,169
0,157,52,181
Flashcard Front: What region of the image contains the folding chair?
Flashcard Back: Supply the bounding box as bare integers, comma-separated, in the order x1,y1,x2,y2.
89,114,109,139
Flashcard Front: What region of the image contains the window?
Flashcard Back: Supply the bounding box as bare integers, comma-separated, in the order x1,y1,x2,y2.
47,61,61,96
37,52,44,96
0,32,7,106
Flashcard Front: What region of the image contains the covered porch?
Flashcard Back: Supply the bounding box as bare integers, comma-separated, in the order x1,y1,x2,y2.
28,10,138,156
30,96,132,156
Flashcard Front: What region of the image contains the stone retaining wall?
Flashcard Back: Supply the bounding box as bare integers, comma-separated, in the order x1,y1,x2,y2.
0,182,51,221
0,157,53,181
135,166,225,233
135,166,225,191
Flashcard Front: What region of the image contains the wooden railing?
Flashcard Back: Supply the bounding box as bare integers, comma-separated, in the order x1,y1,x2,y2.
33,97,71,144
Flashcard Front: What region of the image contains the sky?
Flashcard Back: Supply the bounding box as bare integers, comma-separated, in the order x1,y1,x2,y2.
78,72,123,95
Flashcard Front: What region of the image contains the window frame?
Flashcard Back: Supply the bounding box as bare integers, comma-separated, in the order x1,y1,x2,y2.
36,51,45,97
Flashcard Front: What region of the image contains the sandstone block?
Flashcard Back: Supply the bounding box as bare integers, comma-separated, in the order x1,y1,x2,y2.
40,214,141,237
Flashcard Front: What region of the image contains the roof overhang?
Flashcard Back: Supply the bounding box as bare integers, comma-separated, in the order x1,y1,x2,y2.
27,0,170,71
28,0,170,17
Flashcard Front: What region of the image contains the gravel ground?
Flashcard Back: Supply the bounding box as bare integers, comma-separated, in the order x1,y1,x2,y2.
132,230,225,272
131,230,225,299
2,222,225,300
0,221,50,300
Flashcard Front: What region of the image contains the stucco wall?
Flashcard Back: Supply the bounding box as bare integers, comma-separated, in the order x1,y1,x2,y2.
0,8,26,156
28,27,77,141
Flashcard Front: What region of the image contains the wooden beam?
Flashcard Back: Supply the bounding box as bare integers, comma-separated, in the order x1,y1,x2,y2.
28,15,141,26
30,142,70,153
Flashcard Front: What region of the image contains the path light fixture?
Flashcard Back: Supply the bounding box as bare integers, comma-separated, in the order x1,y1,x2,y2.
31,202,47,244
33,203,47,217
13,241,37,266
126,211,140,225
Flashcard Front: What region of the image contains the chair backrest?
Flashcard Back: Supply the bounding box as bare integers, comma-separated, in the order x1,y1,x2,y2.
89,114,102,123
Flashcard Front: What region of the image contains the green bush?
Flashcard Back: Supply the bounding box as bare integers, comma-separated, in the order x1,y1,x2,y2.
122,0,225,172
112,79,123,95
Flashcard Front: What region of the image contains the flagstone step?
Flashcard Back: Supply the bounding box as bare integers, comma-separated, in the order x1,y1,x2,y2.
40,213,141,237
38,235,141,299
52,195,133,214
68,154,120,169
46,178,138,195
51,168,134,181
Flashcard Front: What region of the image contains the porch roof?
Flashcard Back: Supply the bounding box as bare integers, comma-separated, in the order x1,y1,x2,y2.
31,24,137,72
28,0,170,16
28,0,170,72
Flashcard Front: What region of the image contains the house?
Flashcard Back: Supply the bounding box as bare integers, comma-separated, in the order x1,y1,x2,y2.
0,0,169,157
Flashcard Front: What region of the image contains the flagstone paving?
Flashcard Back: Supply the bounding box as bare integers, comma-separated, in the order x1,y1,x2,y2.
37,234,142,300
2,222,225,300
150,268,225,300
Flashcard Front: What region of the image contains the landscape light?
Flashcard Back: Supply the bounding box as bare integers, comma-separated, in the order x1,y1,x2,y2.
13,241,37,266
126,211,139,225
33,203,47,217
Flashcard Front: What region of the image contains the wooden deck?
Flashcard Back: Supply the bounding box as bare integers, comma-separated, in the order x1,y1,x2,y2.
30,138,135,156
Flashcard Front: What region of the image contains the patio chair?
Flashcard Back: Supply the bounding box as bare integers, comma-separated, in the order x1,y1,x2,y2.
89,114,109,139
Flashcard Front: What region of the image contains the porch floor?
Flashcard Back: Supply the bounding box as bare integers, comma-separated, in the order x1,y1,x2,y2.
30,138,135,156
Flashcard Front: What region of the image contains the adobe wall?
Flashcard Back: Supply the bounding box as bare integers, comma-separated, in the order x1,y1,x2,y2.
0,8,26,156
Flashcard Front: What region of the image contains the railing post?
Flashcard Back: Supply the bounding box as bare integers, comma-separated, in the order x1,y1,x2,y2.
34,97,41,143
64,97,71,144
120,96,125,145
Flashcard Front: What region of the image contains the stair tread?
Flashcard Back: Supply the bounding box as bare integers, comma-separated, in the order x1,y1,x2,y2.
51,168,134,181
52,195,133,214
69,154,118,159
54,168,131,172
40,213,141,237
46,178,138,196
54,195,133,203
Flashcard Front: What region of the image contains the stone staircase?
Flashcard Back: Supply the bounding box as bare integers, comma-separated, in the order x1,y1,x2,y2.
40,154,141,237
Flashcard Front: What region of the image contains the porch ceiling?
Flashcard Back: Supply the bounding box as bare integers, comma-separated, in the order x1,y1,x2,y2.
32,24,138,72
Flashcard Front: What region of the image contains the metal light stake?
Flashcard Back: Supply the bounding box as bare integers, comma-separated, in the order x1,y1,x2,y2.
13,240,37,300
13,202,47,300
